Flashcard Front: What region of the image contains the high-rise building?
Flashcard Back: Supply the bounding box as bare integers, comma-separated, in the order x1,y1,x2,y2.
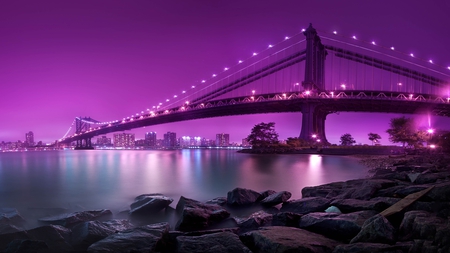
113,133,135,148
180,136,202,147
163,132,177,148
25,131,34,147
216,133,230,147
96,136,112,146
145,132,157,147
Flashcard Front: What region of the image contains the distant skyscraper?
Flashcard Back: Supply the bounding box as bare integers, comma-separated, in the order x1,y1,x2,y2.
145,132,157,147
25,131,34,147
163,132,177,148
96,136,112,146
113,133,135,148
216,133,230,147
242,138,250,147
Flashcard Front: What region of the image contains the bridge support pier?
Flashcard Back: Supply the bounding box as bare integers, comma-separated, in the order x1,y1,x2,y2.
74,137,94,150
299,103,329,144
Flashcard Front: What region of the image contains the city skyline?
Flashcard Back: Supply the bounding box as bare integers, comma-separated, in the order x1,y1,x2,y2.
2,1,450,144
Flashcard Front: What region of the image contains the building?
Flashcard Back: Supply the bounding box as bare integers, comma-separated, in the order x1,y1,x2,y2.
96,136,112,146
242,138,250,147
113,133,135,148
163,132,177,148
215,133,230,147
180,136,202,147
25,131,34,147
145,132,157,147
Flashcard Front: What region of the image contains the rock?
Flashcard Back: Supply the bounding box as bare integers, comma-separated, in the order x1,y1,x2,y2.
205,197,227,206
258,190,277,201
299,210,377,242
325,206,342,214
427,181,450,201
271,212,302,227
330,198,390,213
0,224,22,235
302,181,347,198
71,220,133,251
350,214,396,244
4,239,48,253
129,194,173,215
175,196,230,231
260,191,292,206
240,226,340,253
415,171,450,184
227,188,262,206
349,179,397,200
333,242,411,253
0,208,25,227
39,209,112,228
87,222,169,253
234,211,273,232
280,197,331,214
399,210,447,241
176,231,252,253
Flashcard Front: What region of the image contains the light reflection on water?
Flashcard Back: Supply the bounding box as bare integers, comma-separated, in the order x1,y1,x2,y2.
0,150,368,215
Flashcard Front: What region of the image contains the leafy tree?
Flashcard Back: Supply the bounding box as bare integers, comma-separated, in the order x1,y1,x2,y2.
247,122,279,148
386,116,419,147
368,133,381,145
286,137,310,147
340,133,356,146
439,132,450,153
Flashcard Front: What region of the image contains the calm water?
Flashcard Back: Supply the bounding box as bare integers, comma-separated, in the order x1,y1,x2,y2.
0,149,368,221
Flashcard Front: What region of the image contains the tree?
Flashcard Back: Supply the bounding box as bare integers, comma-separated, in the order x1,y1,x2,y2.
340,133,356,146
368,133,381,145
247,122,279,148
386,116,419,147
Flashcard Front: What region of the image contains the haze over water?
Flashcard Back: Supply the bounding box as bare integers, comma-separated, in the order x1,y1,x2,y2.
0,150,368,226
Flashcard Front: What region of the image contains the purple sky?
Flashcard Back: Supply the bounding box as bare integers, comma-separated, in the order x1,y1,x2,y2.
1,0,450,144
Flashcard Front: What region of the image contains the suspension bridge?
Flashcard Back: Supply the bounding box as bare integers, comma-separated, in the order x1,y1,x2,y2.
57,24,450,149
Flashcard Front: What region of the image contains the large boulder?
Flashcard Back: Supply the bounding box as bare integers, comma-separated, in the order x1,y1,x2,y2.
260,191,292,206
399,210,447,241
227,188,262,206
129,194,173,215
271,212,302,227
233,211,273,232
38,209,112,228
427,181,450,201
350,214,396,244
87,222,169,253
302,181,347,198
240,226,340,253
299,210,377,242
176,232,252,253
3,239,49,253
175,196,230,231
330,198,390,213
280,197,331,214
0,208,25,228
347,179,398,200
333,242,412,253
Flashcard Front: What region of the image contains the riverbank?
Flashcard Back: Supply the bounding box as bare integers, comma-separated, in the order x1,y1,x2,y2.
239,145,406,155
0,153,449,252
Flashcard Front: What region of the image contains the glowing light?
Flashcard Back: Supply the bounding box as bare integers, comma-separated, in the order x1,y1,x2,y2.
173,95,177,98
159,103,162,105
295,83,299,86
301,28,305,32
185,101,189,104
166,99,169,102
238,60,243,64
182,91,186,94
283,93,286,97
341,84,346,89
305,90,311,95
390,47,395,50
212,74,216,77
410,53,414,57
371,41,376,45
427,129,434,134
352,36,357,39
224,67,228,71
330,91,334,95
191,85,195,88
317,139,321,142
333,31,337,34
447,66,450,70
268,44,273,48
285,36,289,40
429,144,436,149
429,60,433,64
398,83,402,86
252,90,255,95
312,134,317,138
201,80,206,83
252,52,257,56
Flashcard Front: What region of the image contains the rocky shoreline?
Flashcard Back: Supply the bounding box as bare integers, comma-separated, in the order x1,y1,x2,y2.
1,154,449,252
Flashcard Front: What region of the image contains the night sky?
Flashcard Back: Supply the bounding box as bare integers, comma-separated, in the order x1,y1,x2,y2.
1,1,450,144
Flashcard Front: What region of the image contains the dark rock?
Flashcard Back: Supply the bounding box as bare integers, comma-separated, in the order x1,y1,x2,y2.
350,214,396,244
333,242,410,253
205,197,227,206
435,225,450,253
260,191,292,206
299,210,377,242
234,211,272,232
349,179,398,200
271,212,302,227
227,188,262,206
4,239,48,253
258,190,277,201
302,181,347,198
0,208,25,227
330,198,390,213
280,197,331,214
38,209,112,228
427,181,450,201
176,231,252,253
408,240,438,253
399,210,447,241
0,224,22,235
26,207,69,220
87,222,169,253
240,226,340,253
175,196,230,231
129,194,173,215
183,227,240,237
71,220,131,251
101,219,134,232
415,171,450,184
394,185,431,198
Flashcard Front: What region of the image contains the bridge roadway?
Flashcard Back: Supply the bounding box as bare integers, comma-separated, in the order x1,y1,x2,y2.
60,90,450,144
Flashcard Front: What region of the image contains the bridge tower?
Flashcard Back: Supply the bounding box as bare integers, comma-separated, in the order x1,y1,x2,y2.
299,24,329,143
74,117,94,150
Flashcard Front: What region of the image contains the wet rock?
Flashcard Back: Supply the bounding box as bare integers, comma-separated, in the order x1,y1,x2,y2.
0,224,22,235
399,210,447,241
258,190,277,201
408,240,438,253
205,197,227,206
280,197,331,214
129,194,173,215
325,206,342,214
350,214,396,244
175,196,230,231
176,231,251,253
415,171,450,184
0,208,25,227
38,209,112,228
302,181,347,198
299,210,377,242
333,242,411,253
87,222,169,253
330,198,390,213
349,179,397,200
4,239,48,253
260,191,292,206
271,212,302,227
227,188,262,206
240,226,340,253
427,181,450,201
234,211,272,232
